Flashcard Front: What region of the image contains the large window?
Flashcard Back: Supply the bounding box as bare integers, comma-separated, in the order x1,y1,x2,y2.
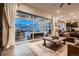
15,11,53,42
58,20,65,32
33,16,44,38
15,18,33,41
45,19,52,36
15,11,33,42
34,16,44,32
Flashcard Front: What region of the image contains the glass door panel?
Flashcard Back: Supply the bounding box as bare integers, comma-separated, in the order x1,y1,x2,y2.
15,18,33,42
33,16,44,39
45,19,52,36
15,11,33,42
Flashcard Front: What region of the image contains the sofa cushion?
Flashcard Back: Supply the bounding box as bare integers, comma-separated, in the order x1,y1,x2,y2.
64,37,75,43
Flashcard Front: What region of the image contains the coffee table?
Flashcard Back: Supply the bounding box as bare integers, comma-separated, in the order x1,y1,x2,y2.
43,37,66,47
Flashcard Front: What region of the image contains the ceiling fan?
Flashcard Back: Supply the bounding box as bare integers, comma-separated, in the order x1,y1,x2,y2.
60,3,71,7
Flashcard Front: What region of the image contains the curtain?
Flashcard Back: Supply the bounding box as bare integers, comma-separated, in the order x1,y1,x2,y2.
4,3,17,48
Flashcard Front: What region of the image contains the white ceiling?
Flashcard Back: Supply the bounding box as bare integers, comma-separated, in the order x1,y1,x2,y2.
26,3,79,21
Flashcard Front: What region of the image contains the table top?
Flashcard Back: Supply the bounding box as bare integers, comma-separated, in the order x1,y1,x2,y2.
43,37,66,43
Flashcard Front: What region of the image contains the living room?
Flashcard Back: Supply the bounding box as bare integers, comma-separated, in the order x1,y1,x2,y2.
0,3,79,56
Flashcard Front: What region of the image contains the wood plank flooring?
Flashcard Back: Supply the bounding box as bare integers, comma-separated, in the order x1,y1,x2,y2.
27,40,67,56
1,39,68,56
1,41,38,56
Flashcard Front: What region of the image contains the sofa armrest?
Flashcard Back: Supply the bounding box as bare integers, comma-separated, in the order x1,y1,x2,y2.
68,44,79,56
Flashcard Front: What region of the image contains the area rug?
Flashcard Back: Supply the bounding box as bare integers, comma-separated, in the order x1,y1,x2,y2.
26,40,67,56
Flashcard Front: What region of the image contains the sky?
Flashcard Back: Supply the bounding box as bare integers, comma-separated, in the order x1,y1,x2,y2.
16,18,33,25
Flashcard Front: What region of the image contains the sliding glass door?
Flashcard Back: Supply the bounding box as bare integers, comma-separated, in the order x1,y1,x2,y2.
15,11,33,42
15,18,33,42
44,19,52,36
33,16,44,39
58,20,65,32
15,11,53,42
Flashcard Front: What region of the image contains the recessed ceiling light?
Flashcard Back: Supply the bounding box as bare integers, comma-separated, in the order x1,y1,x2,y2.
56,10,60,13
70,13,74,15
60,15,63,17
73,16,77,19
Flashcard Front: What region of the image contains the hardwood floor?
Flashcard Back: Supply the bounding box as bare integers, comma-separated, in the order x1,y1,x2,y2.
1,39,68,56
27,40,67,56
1,41,38,56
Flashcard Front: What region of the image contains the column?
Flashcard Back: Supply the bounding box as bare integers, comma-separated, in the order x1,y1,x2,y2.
32,16,34,39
